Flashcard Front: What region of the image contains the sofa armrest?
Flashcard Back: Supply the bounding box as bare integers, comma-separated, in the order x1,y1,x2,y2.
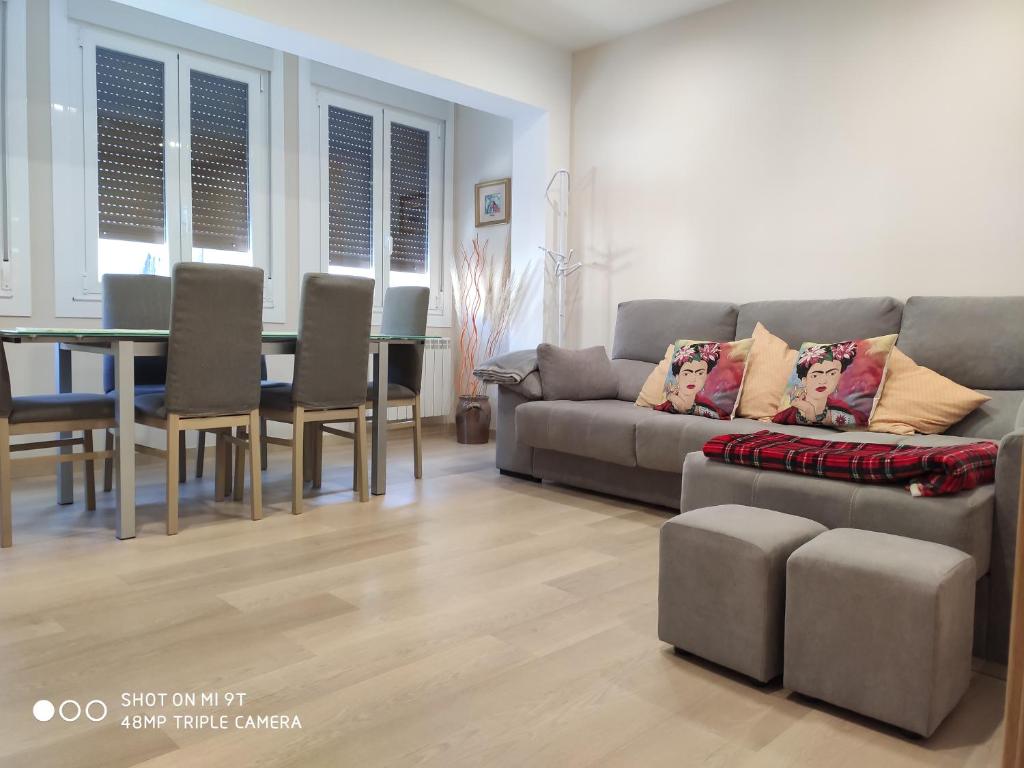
474,349,539,389
499,371,542,400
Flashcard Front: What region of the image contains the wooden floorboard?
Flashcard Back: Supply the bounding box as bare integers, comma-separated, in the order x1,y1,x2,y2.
0,431,1006,767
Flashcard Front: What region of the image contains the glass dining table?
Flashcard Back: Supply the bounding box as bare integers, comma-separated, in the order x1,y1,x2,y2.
0,328,436,539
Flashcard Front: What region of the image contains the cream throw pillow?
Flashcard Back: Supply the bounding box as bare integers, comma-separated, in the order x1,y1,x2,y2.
635,344,674,408
735,323,797,420
869,348,990,435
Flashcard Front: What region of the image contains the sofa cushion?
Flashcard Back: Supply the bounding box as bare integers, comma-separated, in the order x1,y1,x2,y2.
612,299,738,364
681,452,994,576
899,296,1024,391
735,297,903,349
611,358,656,402
516,399,661,467
537,344,618,401
869,348,990,436
947,390,1024,441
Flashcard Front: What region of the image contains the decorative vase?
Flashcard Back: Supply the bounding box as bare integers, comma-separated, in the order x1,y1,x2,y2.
455,394,491,444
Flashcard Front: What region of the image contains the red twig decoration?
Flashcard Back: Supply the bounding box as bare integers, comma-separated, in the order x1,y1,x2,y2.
452,235,533,397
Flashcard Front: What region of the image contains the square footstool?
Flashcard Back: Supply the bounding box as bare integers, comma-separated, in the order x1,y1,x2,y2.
659,504,827,682
784,528,975,737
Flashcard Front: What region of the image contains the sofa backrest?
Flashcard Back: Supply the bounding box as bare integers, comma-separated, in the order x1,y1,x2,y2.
898,296,1024,390
612,299,738,363
735,297,904,348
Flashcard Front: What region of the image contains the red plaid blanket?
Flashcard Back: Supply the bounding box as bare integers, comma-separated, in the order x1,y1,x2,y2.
702,430,998,497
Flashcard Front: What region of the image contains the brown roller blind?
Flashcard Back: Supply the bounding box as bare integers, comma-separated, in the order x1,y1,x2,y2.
190,70,250,252
327,106,374,271
389,122,429,274
95,47,166,244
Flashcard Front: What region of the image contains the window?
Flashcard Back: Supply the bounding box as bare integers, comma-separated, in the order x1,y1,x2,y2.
0,0,29,317
51,6,282,320
314,88,445,312
81,31,269,291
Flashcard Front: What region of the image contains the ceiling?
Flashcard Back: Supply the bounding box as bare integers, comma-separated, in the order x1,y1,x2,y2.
446,0,734,51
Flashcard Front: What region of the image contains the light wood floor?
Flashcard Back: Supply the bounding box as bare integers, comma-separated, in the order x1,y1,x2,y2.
0,431,1007,767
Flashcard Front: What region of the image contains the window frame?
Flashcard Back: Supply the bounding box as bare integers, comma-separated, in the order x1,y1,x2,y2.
300,60,453,327
0,0,31,317
50,1,285,321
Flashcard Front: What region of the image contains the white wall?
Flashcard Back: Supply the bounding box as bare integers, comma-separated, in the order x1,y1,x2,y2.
570,0,1024,347
453,105,514,276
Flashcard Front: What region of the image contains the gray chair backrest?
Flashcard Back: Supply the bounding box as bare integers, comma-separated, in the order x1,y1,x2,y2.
101,273,172,392
735,297,904,348
164,263,265,416
292,273,375,409
380,286,430,394
0,342,12,419
612,300,738,363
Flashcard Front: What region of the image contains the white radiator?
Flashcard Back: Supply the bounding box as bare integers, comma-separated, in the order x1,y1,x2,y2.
381,337,452,421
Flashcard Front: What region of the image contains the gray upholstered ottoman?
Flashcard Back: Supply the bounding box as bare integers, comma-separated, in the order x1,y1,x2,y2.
784,528,975,737
659,504,827,682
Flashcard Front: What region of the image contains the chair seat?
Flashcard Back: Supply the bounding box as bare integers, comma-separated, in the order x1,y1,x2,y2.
134,392,170,420
106,383,166,400
9,393,115,425
260,384,362,413
366,382,416,402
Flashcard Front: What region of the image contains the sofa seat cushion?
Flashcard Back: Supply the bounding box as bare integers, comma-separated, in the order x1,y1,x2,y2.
681,452,994,576
635,416,906,474
516,399,662,467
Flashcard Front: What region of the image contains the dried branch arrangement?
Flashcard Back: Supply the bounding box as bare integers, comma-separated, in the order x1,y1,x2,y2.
452,235,534,396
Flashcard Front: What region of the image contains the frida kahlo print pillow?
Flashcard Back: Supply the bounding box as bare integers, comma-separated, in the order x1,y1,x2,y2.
649,338,752,420
771,334,897,428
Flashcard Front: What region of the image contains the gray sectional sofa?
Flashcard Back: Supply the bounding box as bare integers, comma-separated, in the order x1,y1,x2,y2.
490,296,1024,662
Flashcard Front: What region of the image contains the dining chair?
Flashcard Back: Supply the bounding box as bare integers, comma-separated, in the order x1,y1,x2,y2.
321,286,429,485
100,273,177,492
261,273,374,514
0,342,115,547
132,263,264,535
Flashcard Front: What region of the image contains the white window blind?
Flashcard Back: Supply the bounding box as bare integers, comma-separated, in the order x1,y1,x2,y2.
388,121,429,275
189,70,250,252
327,105,373,271
95,46,166,245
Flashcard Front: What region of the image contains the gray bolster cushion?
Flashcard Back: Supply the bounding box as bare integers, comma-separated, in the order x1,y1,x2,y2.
537,344,618,401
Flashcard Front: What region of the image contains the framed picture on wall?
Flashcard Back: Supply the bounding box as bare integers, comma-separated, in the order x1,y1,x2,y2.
475,178,511,227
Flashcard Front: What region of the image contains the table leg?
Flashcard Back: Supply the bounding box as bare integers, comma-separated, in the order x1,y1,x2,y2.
114,340,136,540
371,343,389,496
55,347,74,505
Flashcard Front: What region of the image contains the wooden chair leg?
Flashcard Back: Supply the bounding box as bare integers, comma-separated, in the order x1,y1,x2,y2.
260,417,268,471
356,405,369,503
413,394,423,480
196,430,206,478
223,437,233,498
292,407,305,515
312,424,323,490
0,419,11,548
233,426,246,502
103,429,114,492
248,410,262,521
303,426,314,483
178,431,187,484
214,432,226,503
83,429,97,512
166,416,180,535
